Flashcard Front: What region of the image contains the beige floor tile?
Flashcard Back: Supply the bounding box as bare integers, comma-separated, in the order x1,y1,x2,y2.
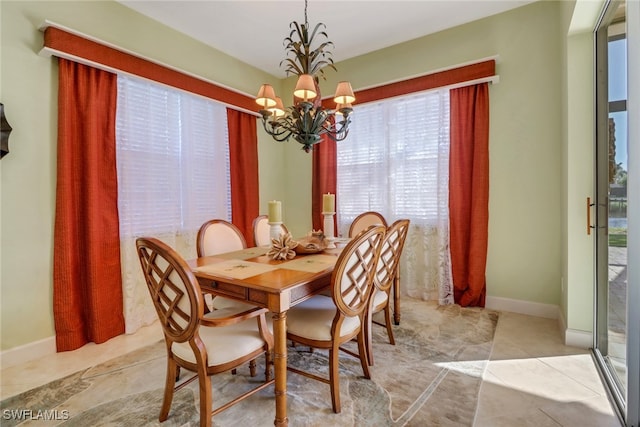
474,407,562,427
475,309,621,427
486,358,600,402
540,395,620,427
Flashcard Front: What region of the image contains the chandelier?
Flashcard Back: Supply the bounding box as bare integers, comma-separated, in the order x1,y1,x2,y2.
255,0,355,152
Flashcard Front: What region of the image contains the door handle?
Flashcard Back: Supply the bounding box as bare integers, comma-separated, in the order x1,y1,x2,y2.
587,197,594,235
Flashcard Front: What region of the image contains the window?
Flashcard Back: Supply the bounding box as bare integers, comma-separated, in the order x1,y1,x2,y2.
337,89,450,232
336,89,452,303
116,75,231,239
115,75,231,333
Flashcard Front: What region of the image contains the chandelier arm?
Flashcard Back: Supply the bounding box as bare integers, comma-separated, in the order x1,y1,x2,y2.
261,119,293,142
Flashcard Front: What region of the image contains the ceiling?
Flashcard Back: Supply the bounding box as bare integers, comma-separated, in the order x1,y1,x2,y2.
118,0,535,78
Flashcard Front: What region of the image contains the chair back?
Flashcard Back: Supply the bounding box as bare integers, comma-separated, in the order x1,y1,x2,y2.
375,219,410,294
331,225,386,318
136,237,202,344
253,215,289,247
197,219,247,257
348,211,388,238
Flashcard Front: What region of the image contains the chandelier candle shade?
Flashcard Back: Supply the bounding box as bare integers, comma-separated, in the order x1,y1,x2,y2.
268,200,283,241
255,0,356,152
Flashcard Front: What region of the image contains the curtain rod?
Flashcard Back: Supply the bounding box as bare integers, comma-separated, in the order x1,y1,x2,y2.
356,55,500,94
353,75,499,107
38,20,261,117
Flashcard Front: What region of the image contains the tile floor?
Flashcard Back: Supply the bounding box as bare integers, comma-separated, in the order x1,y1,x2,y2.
474,311,621,427
1,309,622,426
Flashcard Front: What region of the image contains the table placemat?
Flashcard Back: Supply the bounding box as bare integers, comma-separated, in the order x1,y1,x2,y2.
194,259,277,279
280,254,338,273
211,247,269,260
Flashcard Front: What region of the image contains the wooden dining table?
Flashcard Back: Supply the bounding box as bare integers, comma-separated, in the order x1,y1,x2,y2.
188,245,344,426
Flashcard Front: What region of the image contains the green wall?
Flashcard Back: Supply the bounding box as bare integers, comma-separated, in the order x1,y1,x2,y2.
286,0,566,306
1,0,593,351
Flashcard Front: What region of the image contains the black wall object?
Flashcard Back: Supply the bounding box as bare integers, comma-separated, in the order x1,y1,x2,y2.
1,102,13,159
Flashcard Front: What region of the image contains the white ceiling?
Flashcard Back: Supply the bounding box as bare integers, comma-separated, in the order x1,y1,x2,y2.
118,0,535,78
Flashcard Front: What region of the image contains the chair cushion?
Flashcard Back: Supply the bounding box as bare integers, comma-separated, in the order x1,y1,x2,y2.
286,295,360,341
372,289,388,311
172,313,266,367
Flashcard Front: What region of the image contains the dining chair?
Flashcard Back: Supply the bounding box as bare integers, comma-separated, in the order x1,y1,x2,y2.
252,214,289,247
196,219,255,311
285,224,386,413
196,219,264,376
348,211,388,238
136,237,274,427
364,219,410,366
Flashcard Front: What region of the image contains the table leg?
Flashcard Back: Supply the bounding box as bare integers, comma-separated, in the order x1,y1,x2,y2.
272,311,288,427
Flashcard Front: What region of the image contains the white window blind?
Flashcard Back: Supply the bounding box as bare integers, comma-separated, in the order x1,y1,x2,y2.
116,75,231,238
115,75,231,333
337,90,450,229
337,89,453,303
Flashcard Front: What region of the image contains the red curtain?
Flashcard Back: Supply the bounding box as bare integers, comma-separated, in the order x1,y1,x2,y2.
311,134,336,233
227,108,260,246
53,59,125,351
449,83,490,307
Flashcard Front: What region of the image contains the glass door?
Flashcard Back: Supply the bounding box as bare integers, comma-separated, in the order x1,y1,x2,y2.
593,0,630,422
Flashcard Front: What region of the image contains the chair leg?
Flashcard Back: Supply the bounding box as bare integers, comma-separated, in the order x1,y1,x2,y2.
160,358,177,422
249,359,257,377
364,309,374,366
384,305,395,345
265,349,272,382
328,346,341,413
198,371,213,427
356,331,371,380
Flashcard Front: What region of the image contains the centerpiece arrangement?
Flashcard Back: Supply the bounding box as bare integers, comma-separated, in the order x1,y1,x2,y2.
266,230,328,260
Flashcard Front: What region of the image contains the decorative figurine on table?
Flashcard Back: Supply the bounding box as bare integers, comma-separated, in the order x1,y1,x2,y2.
294,230,327,254
267,232,298,260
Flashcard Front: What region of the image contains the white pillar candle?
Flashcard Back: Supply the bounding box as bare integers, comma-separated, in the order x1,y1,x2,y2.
322,193,335,213
268,200,282,223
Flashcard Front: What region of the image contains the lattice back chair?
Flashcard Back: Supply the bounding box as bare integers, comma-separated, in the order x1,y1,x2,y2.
136,237,274,427
285,225,386,413
252,214,289,247
348,211,388,238
364,219,410,366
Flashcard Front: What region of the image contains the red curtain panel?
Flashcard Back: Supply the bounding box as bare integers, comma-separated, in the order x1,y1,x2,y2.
311,134,337,233
449,83,490,307
53,59,125,351
227,108,260,246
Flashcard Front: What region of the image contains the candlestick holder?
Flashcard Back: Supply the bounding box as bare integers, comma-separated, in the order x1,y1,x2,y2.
268,222,283,243
322,211,336,249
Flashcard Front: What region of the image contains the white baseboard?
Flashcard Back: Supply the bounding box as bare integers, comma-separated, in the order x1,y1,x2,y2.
486,296,592,349
0,336,56,370
557,306,592,348
564,328,593,348
485,296,559,319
